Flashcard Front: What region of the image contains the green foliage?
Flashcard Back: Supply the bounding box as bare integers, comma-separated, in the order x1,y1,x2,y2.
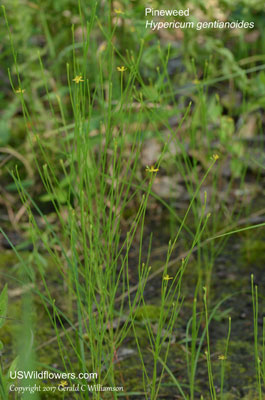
1,0,265,398
0,285,7,324
0,285,8,399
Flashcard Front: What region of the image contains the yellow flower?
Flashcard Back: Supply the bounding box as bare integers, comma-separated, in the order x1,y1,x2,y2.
117,66,127,72
59,380,68,387
218,354,226,361
73,75,84,83
192,79,200,85
15,88,25,94
163,274,173,281
212,154,219,161
114,9,124,14
145,165,159,173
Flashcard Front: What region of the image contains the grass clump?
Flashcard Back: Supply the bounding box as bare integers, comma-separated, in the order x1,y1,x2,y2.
1,1,265,399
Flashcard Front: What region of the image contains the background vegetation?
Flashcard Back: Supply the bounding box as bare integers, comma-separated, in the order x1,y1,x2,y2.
0,0,265,398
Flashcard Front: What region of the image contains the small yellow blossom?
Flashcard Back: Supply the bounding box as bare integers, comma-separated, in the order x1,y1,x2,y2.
192,79,200,85
218,354,226,361
114,9,124,14
15,88,25,94
163,274,173,281
73,75,84,84
117,66,127,72
212,154,219,161
145,165,159,173
59,380,68,387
